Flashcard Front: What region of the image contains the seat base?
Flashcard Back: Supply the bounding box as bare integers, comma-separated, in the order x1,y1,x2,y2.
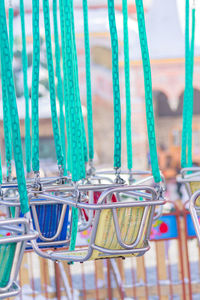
0,281,20,299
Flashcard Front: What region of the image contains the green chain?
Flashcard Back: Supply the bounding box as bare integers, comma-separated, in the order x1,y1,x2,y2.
181,0,190,168
70,0,87,176
135,0,161,183
43,0,65,172
0,0,29,214
20,0,31,174
0,47,12,179
187,7,195,167
83,0,94,161
107,0,121,169
0,151,2,184
62,0,84,181
59,0,72,173
31,0,40,173
53,0,67,175
8,7,14,62
62,0,87,254
122,0,133,171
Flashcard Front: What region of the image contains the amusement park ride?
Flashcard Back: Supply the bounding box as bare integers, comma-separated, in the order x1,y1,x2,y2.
0,0,198,298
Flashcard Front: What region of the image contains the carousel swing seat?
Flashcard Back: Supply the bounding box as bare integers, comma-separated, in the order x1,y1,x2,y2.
178,167,200,198
0,218,38,299
47,185,165,262
177,168,200,243
27,200,70,249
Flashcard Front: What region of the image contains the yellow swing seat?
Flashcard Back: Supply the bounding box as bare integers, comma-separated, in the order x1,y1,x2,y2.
48,185,165,262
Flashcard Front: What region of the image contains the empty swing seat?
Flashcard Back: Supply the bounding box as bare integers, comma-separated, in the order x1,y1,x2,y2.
177,167,200,243
49,185,165,262
27,198,70,250
0,218,38,299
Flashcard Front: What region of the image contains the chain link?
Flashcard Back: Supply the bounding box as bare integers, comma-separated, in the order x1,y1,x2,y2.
135,0,161,183
107,0,122,169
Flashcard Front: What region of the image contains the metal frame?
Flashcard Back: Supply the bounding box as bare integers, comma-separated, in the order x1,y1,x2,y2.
0,218,38,299
189,190,200,244
0,171,165,259
177,167,200,244
177,167,200,197
38,185,165,262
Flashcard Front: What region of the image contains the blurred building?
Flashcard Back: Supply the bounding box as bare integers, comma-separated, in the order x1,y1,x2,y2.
0,0,200,177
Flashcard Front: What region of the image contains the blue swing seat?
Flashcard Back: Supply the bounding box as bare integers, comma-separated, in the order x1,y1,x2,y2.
26,199,70,250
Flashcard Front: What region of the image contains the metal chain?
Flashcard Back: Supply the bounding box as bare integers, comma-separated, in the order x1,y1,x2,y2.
0,45,12,179
62,0,82,182
20,0,31,174
0,0,29,214
187,6,195,167
83,0,94,162
135,0,161,183
42,0,65,172
107,0,122,170
53,0,67,176
31,0,40,173
8,6,14,61
59,0,72,173
122,0,133,171
70,0,87,178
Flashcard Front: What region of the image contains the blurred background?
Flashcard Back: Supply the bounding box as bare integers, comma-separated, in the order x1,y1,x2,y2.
1,0,200,183
1,1,200,299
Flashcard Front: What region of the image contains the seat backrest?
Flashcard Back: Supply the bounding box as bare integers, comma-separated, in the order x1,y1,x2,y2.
188,182,200,206
90,204,152,260
30,202,70,248
0,242,16,288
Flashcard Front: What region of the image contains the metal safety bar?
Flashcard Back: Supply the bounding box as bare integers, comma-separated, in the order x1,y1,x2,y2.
189,190,200,245
47,185,165,262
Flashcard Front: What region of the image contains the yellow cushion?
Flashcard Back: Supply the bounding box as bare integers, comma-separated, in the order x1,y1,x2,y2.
189,182,200,206
90,206,150,260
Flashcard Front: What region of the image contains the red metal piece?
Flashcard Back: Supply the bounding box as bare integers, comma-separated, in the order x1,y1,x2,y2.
182,204,192,300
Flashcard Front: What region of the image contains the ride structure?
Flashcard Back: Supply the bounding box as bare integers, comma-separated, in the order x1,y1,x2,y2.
0,0,165,296
176,0,200,243
0,0,37,298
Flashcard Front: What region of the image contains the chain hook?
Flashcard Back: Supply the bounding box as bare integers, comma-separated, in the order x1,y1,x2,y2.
33,171,42,191
114,167,125,184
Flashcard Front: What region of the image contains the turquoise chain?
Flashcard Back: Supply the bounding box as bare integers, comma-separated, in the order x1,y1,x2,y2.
0,47,12,179
62,0,87,253
31,0,40,173
122,0,133,171
8,7,14,62
59,0,71,172
53,0,67,175
107,0,121,169
0,0,29,214
83,0,94,161
186,6,195,167
62,0,85,181
70,0,87,176
135,0,161,183
42,0,65,172
181,0,190,168
20,0,31,174
0,152,2,184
